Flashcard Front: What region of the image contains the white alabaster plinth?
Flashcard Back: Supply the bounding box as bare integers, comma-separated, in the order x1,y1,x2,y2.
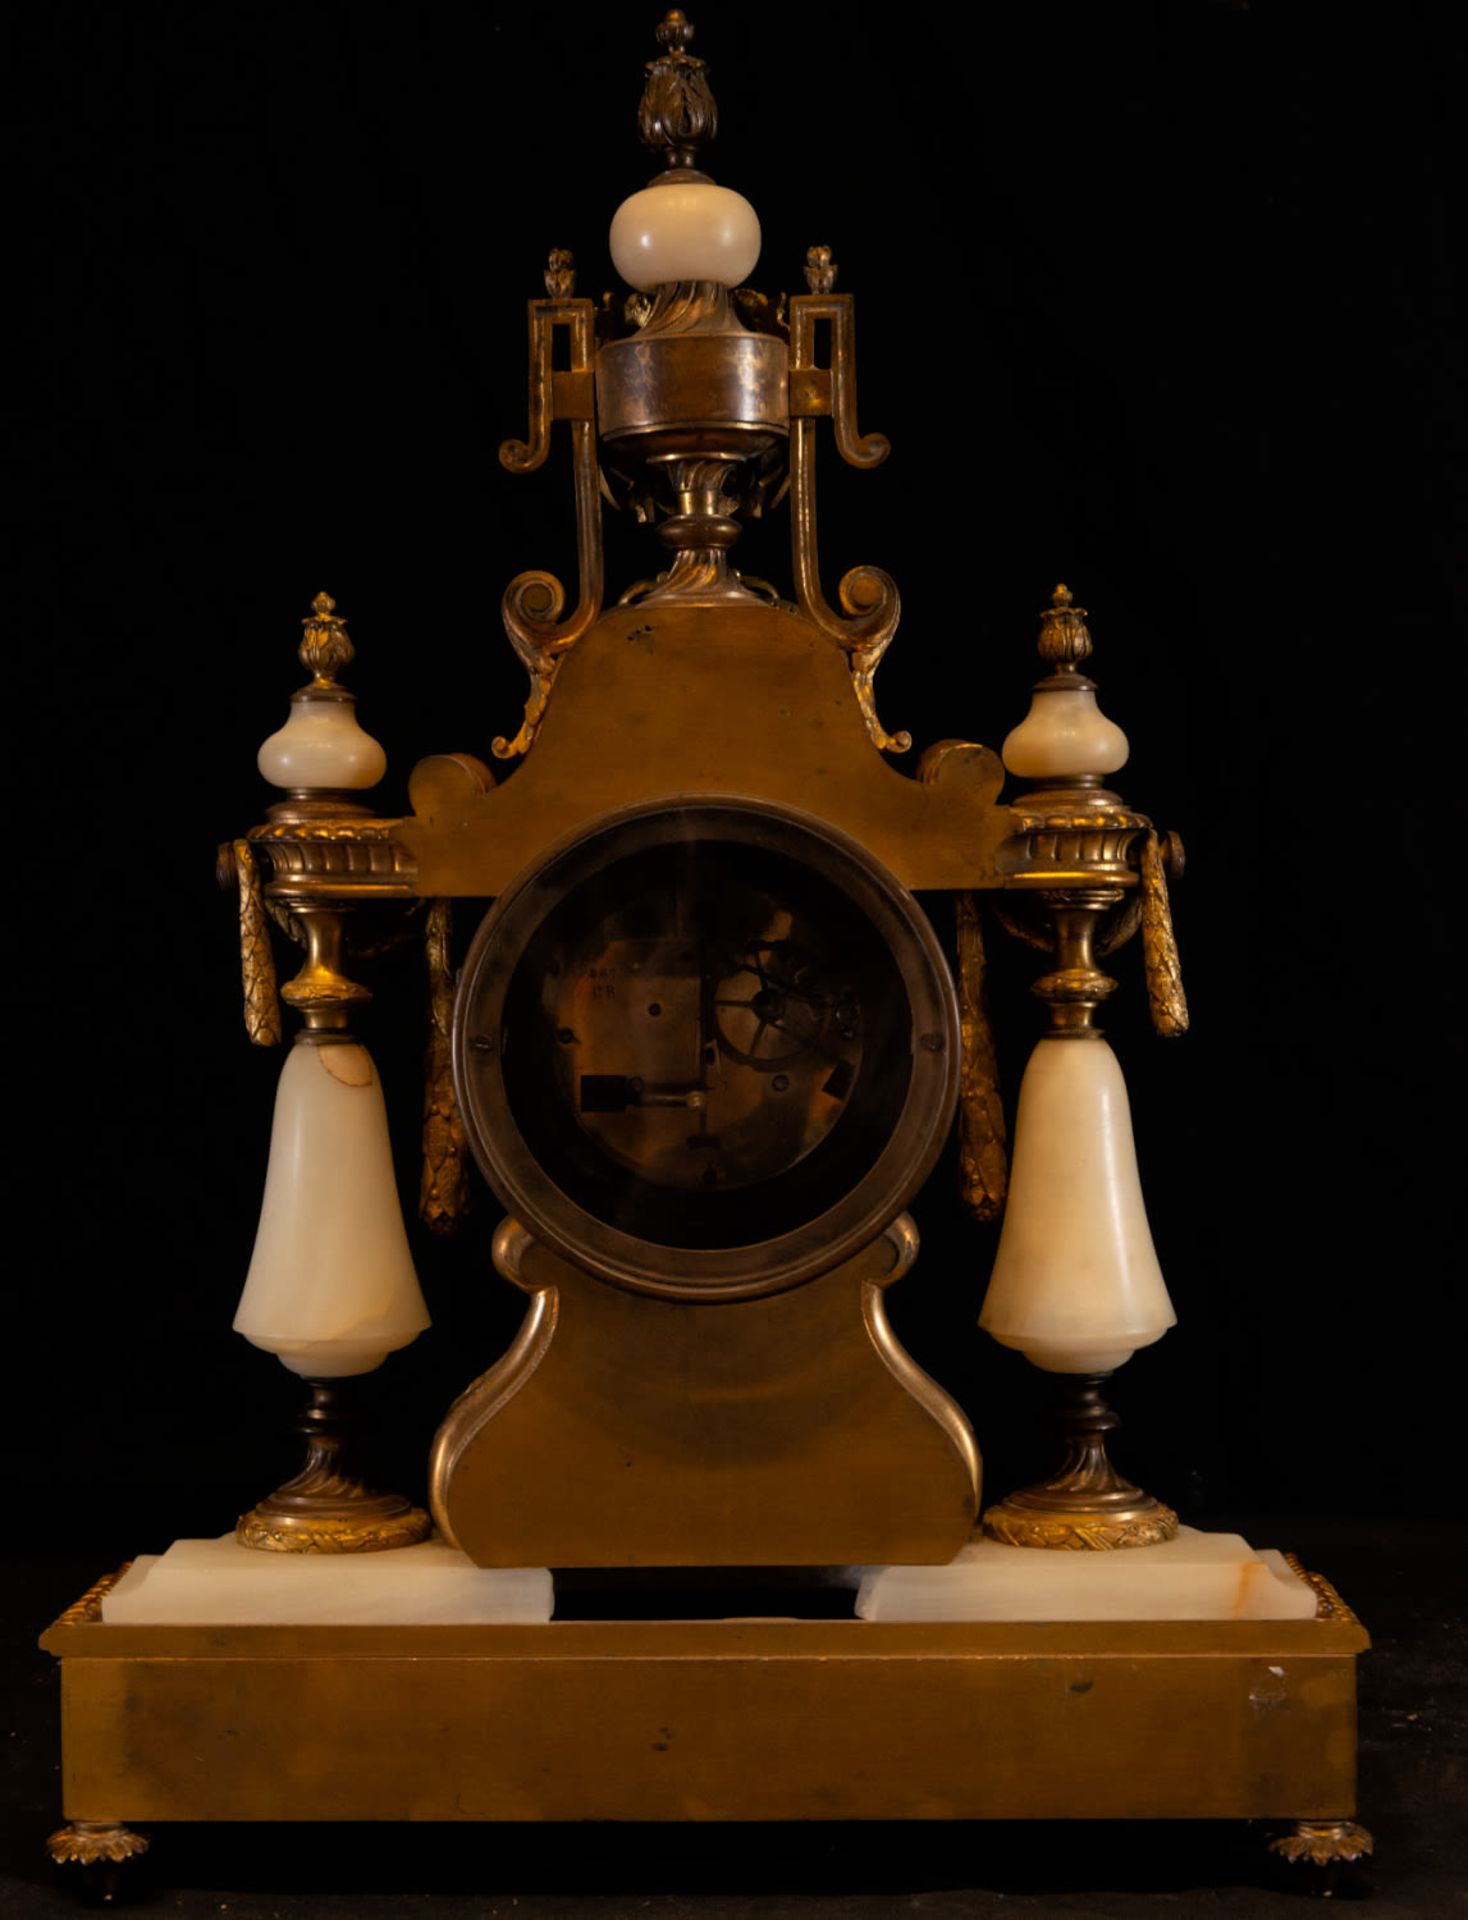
856,1527,1317,1622
102,1532,1313,1628
102,1536,553,1626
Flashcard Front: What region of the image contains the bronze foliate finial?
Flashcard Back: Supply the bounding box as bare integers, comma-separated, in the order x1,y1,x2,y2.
544,248,576,298
639,10,717,171
804,245,838,294
300,590,354,688
1036,582,1094,672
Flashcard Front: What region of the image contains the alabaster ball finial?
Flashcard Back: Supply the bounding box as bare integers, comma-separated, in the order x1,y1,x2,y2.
609,179,761,292
609,11,759,293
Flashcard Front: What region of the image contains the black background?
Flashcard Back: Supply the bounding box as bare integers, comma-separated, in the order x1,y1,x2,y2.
8,0,1463,1776
8,4,1466,1912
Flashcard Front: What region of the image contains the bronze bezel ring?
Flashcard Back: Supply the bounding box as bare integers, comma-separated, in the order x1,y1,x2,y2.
453,794,959,1302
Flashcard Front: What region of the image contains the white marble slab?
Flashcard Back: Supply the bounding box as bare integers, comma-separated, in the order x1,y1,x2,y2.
102,1535,553,1625
855,1527,1317,1622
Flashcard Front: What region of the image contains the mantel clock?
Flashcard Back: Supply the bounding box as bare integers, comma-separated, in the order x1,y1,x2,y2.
41,12,1371,1898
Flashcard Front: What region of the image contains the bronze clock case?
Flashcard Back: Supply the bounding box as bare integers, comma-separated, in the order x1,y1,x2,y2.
452,795,961,1302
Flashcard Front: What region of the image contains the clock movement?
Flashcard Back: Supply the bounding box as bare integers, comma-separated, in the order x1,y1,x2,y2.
40,10,1371,1896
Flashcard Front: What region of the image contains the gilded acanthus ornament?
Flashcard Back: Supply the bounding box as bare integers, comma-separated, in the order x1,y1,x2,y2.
804,244,837,295
983,1506,1180,1551
420,898,471,1234
1268,1821,1374,1869
233,836,282,1046
544,247,576,298
1139,827,1189,1036
299,589,354,687
638,9,717,168
46,1823,151,1868
1036,582,1093,670
955,892,1008,1221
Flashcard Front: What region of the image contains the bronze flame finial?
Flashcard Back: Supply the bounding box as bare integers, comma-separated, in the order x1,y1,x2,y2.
804,245,838,294
544,248,576,298
299,590,354,688
639,10,717,172
657,7,694,50
1036,582,1093,672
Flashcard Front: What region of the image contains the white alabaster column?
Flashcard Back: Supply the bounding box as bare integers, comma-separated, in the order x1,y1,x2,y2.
979,1036,1175,1373
234,1041,430,1377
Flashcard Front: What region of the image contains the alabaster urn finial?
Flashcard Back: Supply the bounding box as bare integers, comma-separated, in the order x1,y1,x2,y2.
256,590,388,792
1001,583,1130,783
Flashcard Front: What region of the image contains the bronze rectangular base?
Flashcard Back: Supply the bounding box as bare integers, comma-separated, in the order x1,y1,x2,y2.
42,1565,1366,1829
